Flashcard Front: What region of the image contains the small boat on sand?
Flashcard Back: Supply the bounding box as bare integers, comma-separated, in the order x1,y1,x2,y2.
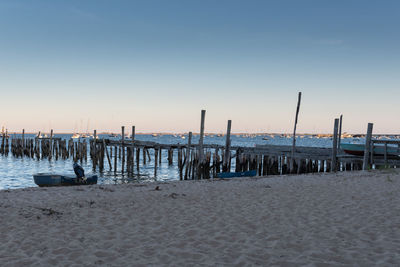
341,143,399,157
217,170,257,179
33,174,98,187
33,163,97,187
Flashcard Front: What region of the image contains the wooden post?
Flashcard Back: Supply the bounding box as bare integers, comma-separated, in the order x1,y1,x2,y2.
121,126,125,174
93,130,97,170
154,147,158,177
332,118,339,172
131,126,135,173
22,129,25,151
49,129,53,160
338,114,343,150
103,140,112,170
362,123,373,170
136,148,140,172
290,92,302,168
223,120,232,172
114,145,117,173
185,132,192,180
198,110,206,178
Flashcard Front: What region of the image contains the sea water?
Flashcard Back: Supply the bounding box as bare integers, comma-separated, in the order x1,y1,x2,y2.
0,133,363,190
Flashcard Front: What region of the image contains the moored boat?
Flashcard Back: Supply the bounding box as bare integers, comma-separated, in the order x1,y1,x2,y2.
341,143,399,157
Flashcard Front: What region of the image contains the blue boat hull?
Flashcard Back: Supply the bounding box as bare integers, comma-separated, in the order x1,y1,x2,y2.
216,170,257,178
341,143,399,157
33,174,98,187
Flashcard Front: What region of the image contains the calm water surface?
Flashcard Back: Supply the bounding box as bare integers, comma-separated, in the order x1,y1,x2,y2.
0,133,365,190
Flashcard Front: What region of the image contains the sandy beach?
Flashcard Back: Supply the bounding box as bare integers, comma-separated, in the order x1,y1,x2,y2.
1,170,400,266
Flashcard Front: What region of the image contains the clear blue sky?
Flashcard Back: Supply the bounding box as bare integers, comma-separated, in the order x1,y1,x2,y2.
0,0,399,134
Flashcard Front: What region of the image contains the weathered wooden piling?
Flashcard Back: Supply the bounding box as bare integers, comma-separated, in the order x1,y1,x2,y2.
197,110,206,179
362,123,373,170
121,126,125,174
332,118,339,172
291,92,302,170
223,120,232,172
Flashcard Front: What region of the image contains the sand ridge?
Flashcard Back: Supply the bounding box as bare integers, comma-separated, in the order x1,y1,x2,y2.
1,170,400,266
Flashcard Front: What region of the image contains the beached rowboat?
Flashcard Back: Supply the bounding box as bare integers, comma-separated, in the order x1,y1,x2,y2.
33,174,98,187
217,170,257,178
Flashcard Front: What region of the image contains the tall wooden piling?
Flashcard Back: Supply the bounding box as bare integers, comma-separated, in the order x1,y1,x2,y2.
223,120,232,172
121,126,125,174
131,126,135,173
184,132,192,180
331,118,339,172
198,110,206,178
114,146,118,173
49,129,53,160
154,147,158,177
104,140,112,170
136,148,140,172
338,114,343,150
92,130,97,170
291,92,302,169
362,123,374,170
22,129,25,151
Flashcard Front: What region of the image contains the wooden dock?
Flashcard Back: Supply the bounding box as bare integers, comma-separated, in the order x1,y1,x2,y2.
2,111,400,180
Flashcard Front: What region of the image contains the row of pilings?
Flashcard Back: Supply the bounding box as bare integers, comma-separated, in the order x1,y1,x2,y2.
2,136,87,162
0,134,368,180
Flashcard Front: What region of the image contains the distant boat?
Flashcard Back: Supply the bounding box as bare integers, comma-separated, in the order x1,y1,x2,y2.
33,174,98,187
108,133,118,138
71,133,80,139
81,133,90,138
38,134,48,139
216,170,257,178
341,143,399,157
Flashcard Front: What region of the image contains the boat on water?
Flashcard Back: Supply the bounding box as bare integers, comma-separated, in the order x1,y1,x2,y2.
71,133,80,139
341,143,399,157
33,174,98,187
216,170,257,178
